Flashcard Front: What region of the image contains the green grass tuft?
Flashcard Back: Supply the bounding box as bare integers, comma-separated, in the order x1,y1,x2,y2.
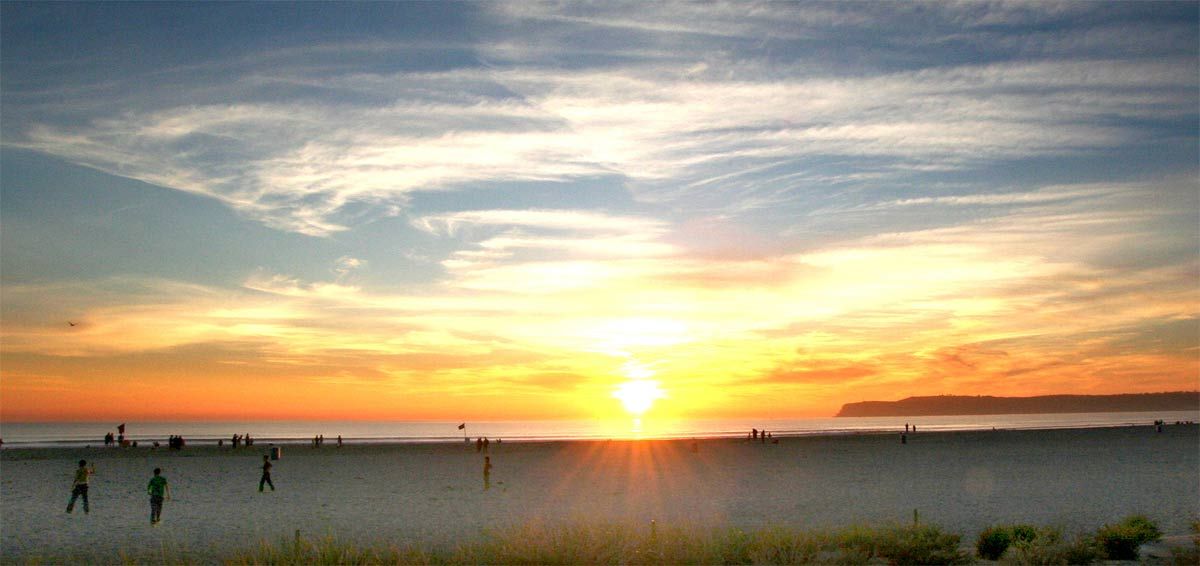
1094,514,1161,561
1000,526,1099,566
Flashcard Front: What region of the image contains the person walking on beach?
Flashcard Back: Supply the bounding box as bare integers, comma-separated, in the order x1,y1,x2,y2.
66,459,95,514
147,468,170,524
259,454,275,492
483,456,492,490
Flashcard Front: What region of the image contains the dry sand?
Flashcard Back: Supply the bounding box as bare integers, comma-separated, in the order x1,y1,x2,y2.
1,425,1196,561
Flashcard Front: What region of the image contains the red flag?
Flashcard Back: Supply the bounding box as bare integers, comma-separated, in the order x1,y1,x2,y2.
458,423,466,430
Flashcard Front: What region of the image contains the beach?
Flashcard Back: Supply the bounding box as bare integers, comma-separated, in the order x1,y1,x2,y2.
1,425,1196,562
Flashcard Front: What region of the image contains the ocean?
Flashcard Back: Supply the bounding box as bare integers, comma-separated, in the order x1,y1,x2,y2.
2,410,1196,448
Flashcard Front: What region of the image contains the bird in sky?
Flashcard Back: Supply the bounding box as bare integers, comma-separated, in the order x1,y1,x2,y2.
67,321,77,327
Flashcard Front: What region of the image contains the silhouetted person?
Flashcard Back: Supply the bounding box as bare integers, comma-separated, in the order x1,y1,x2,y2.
483,437,490,453
147,467,169,524
476,437,483,453
337,435,343,448
752,428,758,440
66,459,94,514
901,432,907,444
483,456,492,490
259,455,275,492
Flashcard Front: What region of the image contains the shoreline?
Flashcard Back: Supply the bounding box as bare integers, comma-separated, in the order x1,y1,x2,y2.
2,414,1194,450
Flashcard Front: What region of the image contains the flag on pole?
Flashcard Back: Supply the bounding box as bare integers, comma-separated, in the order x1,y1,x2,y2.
458,423,466,430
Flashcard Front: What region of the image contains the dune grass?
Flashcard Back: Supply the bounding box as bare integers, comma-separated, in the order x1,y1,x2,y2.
223,521,970,565
17,515,1191,564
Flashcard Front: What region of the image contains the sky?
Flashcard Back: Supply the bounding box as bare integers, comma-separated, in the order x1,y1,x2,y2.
1,1,1197,423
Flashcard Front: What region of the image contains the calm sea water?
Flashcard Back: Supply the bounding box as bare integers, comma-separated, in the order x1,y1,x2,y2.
2,411,1196,448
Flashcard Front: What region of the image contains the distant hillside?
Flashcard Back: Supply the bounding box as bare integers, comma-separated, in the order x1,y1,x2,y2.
836,392,1199,417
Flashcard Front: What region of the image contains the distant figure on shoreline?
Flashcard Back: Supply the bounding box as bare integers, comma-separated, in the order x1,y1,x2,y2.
337,435,343,448
483,456,492,491
147,467,170,524
259,455,275,492
483,437,490,453
752,428,758,441
476,437,483,452
232,434,240,449
66,459,94,514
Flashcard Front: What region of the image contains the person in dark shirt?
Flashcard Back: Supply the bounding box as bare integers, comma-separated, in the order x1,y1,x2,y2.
147,468,170,524
483,456,492,491
259,455,275,492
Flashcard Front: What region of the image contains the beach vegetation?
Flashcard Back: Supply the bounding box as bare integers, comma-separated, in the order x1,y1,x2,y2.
222,521,979,565
202,517,1191,565
976,524,1038,560
872,523,973,565
1093,514,1161,560
999,527,1099,566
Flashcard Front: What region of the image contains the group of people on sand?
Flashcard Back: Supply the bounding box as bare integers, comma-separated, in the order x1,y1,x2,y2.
311,434,342,447
749,428,778,444
65,459,172,524
65,453,277,525
102,425,129,447
229,433,253,448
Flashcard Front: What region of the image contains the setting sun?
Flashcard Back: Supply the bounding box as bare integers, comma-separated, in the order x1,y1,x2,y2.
613,379,666,416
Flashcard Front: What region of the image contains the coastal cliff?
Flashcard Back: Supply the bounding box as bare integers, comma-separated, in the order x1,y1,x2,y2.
836,392,1199,417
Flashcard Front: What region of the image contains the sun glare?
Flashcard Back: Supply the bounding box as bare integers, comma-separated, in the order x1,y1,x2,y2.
613,379,665,415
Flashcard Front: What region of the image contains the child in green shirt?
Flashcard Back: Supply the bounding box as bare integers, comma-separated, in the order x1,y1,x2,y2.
147,468,170,524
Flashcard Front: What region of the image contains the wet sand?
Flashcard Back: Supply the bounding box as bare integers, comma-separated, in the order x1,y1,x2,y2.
1,425,1196,561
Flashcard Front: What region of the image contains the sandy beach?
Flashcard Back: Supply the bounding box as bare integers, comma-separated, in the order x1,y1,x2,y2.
2,425,1196,562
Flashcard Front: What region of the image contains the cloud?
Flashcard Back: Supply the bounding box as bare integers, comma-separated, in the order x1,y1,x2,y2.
412,209,669,237
6,10,1193,235
333,256,367,280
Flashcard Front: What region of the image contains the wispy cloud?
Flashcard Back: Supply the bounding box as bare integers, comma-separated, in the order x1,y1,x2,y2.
7,24,1193,235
